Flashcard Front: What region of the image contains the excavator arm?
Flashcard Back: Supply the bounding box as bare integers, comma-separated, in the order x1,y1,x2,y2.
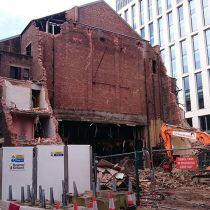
196,131,210,145
160,124,174,163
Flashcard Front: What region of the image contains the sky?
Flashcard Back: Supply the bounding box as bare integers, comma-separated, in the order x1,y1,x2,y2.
0,0,115,40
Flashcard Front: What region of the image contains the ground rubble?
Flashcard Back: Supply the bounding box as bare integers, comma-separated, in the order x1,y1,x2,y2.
97,157,210,209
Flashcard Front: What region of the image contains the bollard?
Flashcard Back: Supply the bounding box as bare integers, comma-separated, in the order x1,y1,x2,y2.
21,186,25,203
31,187,35,205
128,177,133,193
96,179,101,197
41,189,46,208
62,180,67,207
8,185,12,201
73,181,78,197
112,178,117,192
39,185,42,201
92,181,96,196
50,187,55,205
27,185,31,202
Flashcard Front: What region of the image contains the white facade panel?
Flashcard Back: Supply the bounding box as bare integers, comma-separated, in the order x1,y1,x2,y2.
0,147,33,201
37,145,64,201
68,145,91,194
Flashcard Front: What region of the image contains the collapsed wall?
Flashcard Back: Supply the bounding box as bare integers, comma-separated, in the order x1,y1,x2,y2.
0,78,62,146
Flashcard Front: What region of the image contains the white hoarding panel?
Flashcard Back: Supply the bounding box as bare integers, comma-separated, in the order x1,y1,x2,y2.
68,145,91,193
37,145,64,201
1,147,33,201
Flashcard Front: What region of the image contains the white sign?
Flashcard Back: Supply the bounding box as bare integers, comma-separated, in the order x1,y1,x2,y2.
172,131,197,140
10,154,25,171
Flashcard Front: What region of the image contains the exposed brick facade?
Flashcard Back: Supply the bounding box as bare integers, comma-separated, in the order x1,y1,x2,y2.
0,1,185,148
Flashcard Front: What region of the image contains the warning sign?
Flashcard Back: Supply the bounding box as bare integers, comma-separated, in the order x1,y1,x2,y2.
10,154,25,171
176,156,198,171
51,151,64,157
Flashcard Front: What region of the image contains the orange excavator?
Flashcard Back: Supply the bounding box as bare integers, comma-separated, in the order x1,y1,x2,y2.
160,123,210,163
160,123,210,177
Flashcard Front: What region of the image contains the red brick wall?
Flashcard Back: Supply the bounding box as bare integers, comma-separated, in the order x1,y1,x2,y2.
21,24,48,81
50,23,147,122
66,2,139,39
0,36,20,54
0,52,32,78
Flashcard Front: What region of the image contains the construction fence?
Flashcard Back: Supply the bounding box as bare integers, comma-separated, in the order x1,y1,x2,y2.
94,147,210,208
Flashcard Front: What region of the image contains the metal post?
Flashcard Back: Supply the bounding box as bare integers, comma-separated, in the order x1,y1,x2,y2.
41,189,46,208
50,187,54,205
27,185,31,202
39,185,42,201
21,186,25,203
135,150,140,206
112,178,117,192
92,181,96,196
73,181,78,197
62,180,67,207
31,187,35,206
93,153,97,185
150,148,155,183
8,185,12,201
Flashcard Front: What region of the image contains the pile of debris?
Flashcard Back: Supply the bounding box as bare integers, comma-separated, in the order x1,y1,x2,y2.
23,137,62,145
97,157,200,191
97,157,135,190
140,167,197,191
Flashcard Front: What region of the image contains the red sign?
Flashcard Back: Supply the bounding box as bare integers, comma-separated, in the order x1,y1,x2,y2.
176,156,198,170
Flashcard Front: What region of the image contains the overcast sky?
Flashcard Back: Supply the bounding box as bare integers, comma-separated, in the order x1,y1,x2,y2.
0,0,115,40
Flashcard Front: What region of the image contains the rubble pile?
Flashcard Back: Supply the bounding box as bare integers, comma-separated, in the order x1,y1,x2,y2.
97,157,199,191
97,157,135,190
140,168,197,191
23,137,62,145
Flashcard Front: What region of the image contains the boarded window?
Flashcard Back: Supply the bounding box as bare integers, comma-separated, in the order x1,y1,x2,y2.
23,68,30,80
10,66,21,80
26,43,32,56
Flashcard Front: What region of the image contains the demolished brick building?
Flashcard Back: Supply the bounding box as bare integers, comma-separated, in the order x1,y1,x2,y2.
0,1,184,154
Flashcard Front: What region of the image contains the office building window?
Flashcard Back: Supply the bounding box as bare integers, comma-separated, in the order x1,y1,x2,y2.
186,118,193,127
181,40,188,73
202,0,210,26
195,72,204,109
205,29,210,65
167,0,172,10
161,50,165,64
192,35,201,69
178,6,185,37
116,0,120,11
168,12,174,42
124,9,128,22
157,0,162,15
140,28,145,39
170,45,176,77
158,18,164,47
149,22,154,46
183,76,191,111
140,0,144,25
199,115,210,133
131,4,136,29
148,0,153,20
189,0,197,32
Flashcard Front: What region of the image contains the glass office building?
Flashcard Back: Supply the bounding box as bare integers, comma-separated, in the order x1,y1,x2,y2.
117,0,210,132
